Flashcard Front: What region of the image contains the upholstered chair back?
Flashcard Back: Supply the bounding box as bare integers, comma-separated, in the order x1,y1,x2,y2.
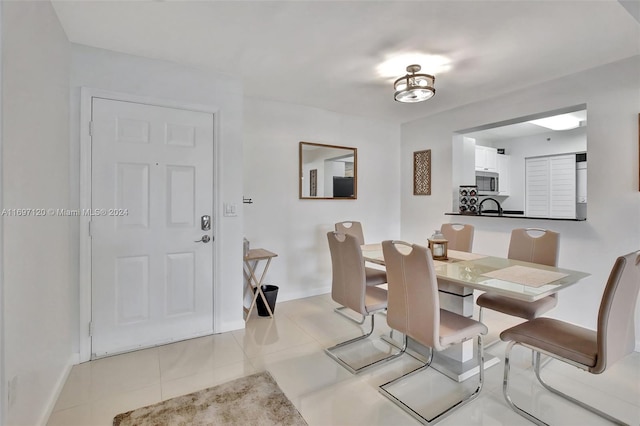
508,228,559,267
335,221,365,246
441,223,474,252
382,241,442,351
594,251,640,374
327,232,367,315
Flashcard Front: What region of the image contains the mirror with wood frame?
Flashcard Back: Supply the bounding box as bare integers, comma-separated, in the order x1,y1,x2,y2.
299,141,357,199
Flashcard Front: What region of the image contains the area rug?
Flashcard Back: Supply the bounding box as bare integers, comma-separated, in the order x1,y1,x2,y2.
113,371,307,426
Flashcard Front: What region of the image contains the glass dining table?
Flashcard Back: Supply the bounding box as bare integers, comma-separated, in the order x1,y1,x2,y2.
361,244,589,302
360,243,591,381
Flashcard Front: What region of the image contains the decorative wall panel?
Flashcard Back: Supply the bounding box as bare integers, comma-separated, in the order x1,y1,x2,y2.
413,149,431,196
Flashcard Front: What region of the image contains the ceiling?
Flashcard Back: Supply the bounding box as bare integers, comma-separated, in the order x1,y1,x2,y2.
463,109,587,141
51,0,639,124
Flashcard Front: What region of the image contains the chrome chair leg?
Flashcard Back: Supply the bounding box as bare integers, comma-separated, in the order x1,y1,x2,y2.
379,335,485,425
503,341,547,426
534,352,629,425
325,314,408,374
379,335,434,388
329,312,376,350
334,306,366,324
503,342,629,426
476,334,485,395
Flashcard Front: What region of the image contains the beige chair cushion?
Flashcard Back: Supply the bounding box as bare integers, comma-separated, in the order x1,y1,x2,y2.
476,293,557,320
440,310,488,347
365,267,387,286
500,317,597,367
364,285,388,314
501,251,639,378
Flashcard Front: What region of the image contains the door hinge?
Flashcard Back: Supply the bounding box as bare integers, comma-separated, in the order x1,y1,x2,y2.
89,121,94,136
89,321,94,337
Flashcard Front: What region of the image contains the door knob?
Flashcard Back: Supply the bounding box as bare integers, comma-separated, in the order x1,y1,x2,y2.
195,235,211,243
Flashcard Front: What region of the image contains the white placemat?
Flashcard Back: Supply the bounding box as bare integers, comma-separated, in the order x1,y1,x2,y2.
481,265,569,287
448,251,489,261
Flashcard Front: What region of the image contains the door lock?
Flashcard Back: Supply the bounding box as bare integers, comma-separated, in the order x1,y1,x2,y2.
201,215,211,231
195,235,211,243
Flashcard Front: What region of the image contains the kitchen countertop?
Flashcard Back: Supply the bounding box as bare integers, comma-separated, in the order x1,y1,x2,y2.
446,212,587,221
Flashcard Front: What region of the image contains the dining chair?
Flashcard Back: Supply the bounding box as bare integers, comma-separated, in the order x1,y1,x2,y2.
333,221,386,324
324,232,404,374
440,223,474,252
476,228,560,323
501,250,640,425
437,223,475,319
379,241,487,424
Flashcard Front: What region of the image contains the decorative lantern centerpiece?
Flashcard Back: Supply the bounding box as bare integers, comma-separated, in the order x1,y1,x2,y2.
428,230,448,260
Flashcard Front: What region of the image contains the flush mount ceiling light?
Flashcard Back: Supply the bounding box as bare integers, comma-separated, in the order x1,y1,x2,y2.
528,113,583,131
394,64,435,103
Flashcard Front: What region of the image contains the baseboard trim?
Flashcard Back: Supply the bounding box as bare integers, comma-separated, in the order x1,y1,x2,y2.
39,352,79,426
216,320,245,334
277,286,331,303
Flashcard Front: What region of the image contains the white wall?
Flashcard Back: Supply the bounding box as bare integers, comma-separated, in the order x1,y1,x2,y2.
243,98,401,301
2,2,74,424
69,45,245,336
401,56,640,348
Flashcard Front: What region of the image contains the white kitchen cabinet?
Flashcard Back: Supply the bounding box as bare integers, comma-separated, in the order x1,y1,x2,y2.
525,154,576,218
475,145,497,171
497,154,510,196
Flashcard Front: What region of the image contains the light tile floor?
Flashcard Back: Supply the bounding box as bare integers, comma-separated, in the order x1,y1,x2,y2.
48,294,640,425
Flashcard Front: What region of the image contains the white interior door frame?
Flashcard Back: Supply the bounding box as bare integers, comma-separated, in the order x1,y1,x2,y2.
0,3,5,422
79,87,221,362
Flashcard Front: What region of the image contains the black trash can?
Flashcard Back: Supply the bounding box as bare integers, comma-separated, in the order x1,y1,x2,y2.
256,284,279,316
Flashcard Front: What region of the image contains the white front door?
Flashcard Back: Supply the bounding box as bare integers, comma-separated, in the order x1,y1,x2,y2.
90,98,214,358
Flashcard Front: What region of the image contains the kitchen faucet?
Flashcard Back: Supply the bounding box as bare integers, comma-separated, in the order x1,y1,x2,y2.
479,197,503,216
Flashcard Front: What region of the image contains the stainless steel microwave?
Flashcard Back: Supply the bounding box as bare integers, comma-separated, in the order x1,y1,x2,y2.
475,171,499,195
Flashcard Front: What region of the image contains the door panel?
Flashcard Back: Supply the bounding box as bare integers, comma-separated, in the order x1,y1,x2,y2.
167,165,195,227
116,255,150,324
116,163,150,228
91,98,214,358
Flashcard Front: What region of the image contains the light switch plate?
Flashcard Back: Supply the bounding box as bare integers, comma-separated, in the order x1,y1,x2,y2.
223,203,237,217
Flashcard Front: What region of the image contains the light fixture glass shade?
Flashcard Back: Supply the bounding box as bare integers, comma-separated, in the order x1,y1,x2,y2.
394,64,435,103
